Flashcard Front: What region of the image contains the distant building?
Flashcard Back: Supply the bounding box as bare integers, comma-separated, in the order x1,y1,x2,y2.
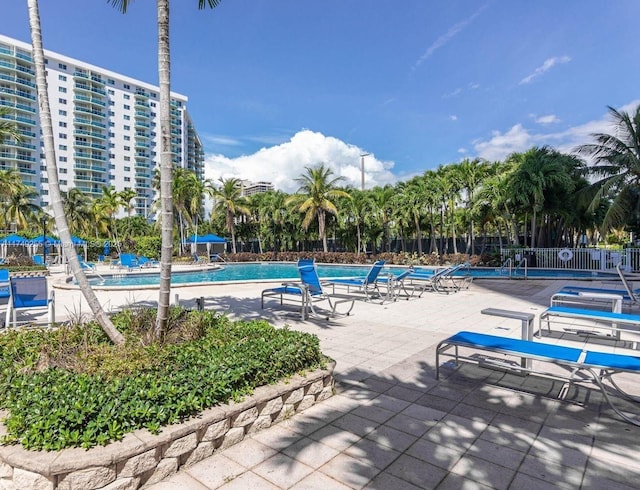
0,34,204,218
240,180,274,197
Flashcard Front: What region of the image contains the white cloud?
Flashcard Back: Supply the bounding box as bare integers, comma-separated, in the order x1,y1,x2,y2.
471,99,640,161
412,4,488,70
473,124,533,161
457,148,467,154
535,114,560,124
203,130,398,194
450,115,458,121
519,56,571,85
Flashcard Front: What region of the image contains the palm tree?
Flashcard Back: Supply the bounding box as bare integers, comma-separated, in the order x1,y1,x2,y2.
209,178,250,254
575,105,640,234
508,147,573,249
62,188,93,235
109,0,222,340
6,186,40,230
0,169,25,231
27,0,124,344
0,107,22,144
287,164,351,253
455,158,490,254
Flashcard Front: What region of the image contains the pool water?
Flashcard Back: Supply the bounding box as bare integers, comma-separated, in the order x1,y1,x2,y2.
87,263,620,288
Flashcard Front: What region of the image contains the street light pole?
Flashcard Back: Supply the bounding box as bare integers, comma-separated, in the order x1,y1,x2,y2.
360,153,370,191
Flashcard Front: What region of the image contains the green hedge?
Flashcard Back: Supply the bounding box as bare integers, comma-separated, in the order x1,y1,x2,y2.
0,309,325,450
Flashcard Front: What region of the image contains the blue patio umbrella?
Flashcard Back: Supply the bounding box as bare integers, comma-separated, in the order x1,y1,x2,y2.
103,241,110,257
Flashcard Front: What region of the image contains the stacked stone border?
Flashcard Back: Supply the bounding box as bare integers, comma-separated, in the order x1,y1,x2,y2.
0,361,335,489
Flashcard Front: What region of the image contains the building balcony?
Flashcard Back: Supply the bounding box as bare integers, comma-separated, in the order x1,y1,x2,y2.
74,162,107,172
73,129,106,140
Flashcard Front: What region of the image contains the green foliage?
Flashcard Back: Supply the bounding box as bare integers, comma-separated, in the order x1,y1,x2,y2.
134,235,162,259
0,309,325,451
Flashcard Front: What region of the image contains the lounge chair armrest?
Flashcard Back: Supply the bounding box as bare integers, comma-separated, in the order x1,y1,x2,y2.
578,291,624,300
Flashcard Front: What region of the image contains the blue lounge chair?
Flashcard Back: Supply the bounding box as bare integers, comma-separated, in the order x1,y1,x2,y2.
0,269,9,299
118,253,140,270
436,330,640,426
324,260,386,301
408,262,472,295
138,256,159,268
374,268,416,302
5,276,55,328
261,258,355,319
192,253,208,265
555,264,639,307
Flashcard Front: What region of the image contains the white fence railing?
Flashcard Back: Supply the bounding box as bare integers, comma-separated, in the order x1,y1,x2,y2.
500,248,640,273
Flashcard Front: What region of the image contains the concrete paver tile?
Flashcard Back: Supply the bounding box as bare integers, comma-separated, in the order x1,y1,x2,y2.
307,424,362,452
250,424,305,451
363,472,423,490
282,437,341,469
363,423,418,452
318,453,381,490
450,453,516,490
385,454,447,489
290,471,353,490
404,438,464,471
350,404,396,425
217,471,279,489
330,413,379,438
181,454,246,489
435,473,494,490
465,437,525,470
221,438,279,469
145,473,209,490
343,437,401,470
252,453,315,488
518,453,584,489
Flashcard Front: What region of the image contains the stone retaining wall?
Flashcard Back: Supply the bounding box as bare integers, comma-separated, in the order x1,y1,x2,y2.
0,362,335,489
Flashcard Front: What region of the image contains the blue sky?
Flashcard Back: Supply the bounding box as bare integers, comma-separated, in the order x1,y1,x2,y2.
3,1,640,192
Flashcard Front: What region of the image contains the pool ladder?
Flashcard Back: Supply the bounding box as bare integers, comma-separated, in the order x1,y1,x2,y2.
499,257,528,278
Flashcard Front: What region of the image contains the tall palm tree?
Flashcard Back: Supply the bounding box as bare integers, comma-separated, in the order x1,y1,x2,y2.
209,178,250,254
287,164,351,253
508,147,573,248
0,169,25,231
6,186,40,231
62,188,93,235
109,0,222,340
575,105,640,233
27,0,124,344
455,158,490,254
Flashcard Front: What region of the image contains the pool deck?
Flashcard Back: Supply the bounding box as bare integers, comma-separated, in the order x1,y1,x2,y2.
7,264,640,489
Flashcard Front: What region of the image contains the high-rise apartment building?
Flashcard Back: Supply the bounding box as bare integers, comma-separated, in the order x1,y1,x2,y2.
0,34,204,218
240,180,274,197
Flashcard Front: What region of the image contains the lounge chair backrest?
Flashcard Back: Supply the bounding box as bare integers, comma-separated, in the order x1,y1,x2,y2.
120,253,138,266
10,276,49,308
364,260,386,284
393,269,413,281
297,259,323,294
0,269,9,282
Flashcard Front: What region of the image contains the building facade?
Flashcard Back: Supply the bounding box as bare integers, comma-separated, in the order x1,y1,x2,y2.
0,34,204,218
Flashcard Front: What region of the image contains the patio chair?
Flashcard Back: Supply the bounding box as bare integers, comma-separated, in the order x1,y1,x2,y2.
408,263,471,295
77,255,96,272
324,260,386,301
5,276,55,328
374,268,415,302
138,256,159,268
261,258,356,319
555,263,640,307
192,253,208,265
118,253,140,270
0,269,9,299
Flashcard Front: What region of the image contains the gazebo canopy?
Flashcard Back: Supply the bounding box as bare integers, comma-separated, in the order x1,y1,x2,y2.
187,234,226,243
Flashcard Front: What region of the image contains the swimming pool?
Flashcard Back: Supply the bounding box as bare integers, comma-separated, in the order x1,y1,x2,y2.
79,263,620,289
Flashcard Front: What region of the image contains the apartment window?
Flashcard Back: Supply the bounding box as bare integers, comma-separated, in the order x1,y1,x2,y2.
58,145,67,150
108,79,115,85
150,112,156,117
58,109,67,116
59,133,67,140
60,180,67,185
58,122,67,128
124,136,130,141
109,122,115,127
150,102,156,107
124,177,130,182
124,166,130,172
124,156,130,161
58,74,66,81
58,98,67,104
124,84,130,90
58,63,67,70
109,153,115,159
124,125,130,131
109,101,115,106
124,94,130,100
59,168,67,173
108,132,115,138
108,89,115,95
151,93,157,98
109,111,115,116
58,86,67,93
109,175,115,180
60,156,67,162
124,115,130,120
109,164,115,169
42,177,48,183
124,146,130,151
124,104,130,110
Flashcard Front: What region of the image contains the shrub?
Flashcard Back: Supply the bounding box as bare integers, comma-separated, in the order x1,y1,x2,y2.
0,308,325,450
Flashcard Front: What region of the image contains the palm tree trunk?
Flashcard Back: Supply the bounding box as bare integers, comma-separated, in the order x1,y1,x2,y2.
155,0,174,340
28,0,124,344
318,210,328,252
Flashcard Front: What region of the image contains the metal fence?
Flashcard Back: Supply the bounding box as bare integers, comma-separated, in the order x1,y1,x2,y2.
500,247,640,273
